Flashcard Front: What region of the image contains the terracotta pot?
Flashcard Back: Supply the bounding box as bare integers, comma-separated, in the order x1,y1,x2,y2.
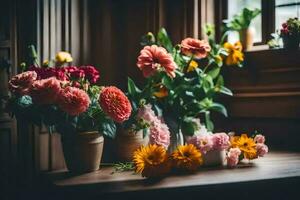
239,27,255,51
62,131,104,173
203,149,226,167
115,129,149,162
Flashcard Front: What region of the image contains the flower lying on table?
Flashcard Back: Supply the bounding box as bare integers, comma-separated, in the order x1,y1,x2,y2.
132,132,269,178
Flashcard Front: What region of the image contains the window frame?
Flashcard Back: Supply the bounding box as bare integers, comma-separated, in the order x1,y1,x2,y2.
215,0,275,46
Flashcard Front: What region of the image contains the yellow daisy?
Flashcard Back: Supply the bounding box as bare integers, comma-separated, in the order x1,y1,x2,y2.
172,144,203,172
133,144,170,178
231,134,257,160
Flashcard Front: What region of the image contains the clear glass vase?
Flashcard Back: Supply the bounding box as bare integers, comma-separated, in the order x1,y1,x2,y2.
164,115,184,152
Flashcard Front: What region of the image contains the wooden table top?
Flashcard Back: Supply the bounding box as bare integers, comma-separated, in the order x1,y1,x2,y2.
45,151,300,197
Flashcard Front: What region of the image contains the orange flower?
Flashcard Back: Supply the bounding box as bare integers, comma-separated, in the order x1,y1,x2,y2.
153,84,168,98
230,134,257,160
172,144,203,171
133,144,171,178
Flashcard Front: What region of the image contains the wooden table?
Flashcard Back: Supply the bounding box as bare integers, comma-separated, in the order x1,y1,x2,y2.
42,152,300,200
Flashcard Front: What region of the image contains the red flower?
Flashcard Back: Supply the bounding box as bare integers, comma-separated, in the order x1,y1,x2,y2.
137,45,177,78
58,86,90,116
8,71,37,96
180,38,211,59
99,86,132,123
70,69,85,79
79,66,100,83
30,77,61,104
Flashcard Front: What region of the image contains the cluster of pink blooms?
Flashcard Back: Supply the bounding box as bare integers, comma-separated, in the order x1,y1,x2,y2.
136,104,170,149
137,45,177,78
8,71,37,96
226,148,241,167
187,132,230,154
254,134,268,157
29,65,100,84
180,38,211,59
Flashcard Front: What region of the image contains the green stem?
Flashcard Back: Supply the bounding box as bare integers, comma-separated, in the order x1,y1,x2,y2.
184,54,194,73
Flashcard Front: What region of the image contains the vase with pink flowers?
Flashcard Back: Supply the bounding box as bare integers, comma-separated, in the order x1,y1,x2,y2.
7,47,132,173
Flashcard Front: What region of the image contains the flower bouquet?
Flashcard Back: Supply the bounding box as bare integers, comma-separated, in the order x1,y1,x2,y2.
280,18,300,50
124,27,244,154
7,47,131,173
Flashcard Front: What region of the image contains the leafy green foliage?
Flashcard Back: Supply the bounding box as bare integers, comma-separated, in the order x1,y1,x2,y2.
224,8,261,31
157,28,173,53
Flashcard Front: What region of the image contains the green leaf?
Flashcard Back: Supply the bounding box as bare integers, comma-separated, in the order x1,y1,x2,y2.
205,111,214,131
207,66,221,79
219,86,233,96
216,75,224,86
99,118,116,139
157,28,173,53
210,102,228,117
127,77,141,97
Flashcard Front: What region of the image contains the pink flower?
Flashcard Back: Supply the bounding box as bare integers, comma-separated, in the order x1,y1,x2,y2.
181,38,211,59
79,66,100,83
58,86,90,116
254,134,265,144
8,71,37,96
99,86,132,123
136,104,157,122
256,143,268,157
30,77,61,104
70,69,85,79
227,148,241,167
137,45,177,78
212,132,230,150
187,135,213,154
149,120,170,149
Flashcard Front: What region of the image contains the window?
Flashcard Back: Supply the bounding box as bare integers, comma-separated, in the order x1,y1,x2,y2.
223,0,300,45
275,0,300,30
227,0,262,44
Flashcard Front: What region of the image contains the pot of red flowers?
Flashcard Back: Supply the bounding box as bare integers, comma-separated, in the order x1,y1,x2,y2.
7,49,131,173
280,18,300,50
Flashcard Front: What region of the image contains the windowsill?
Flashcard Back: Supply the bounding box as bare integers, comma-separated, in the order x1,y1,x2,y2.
42,151,300,198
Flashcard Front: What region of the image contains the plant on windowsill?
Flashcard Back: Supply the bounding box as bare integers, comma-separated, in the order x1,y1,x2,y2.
6,46,132,173
223,7,261,51
280,18,300,50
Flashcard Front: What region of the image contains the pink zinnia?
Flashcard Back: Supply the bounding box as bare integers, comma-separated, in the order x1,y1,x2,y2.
149,120,170,149
30,77,61,104
137,45,177,78
58,86,90,116
99,86,132,123
227,148,241,167
256,143,268,157
187,135,213,154
254,134,265,144
212,132,230,151
8,71,37,96
181,38,211,59
136,104,157,122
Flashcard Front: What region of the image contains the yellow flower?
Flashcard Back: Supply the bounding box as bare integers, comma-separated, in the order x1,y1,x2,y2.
172,144,203,171
133,144,171,178
42,59,49,67
187,60,199,72
231,134,257,160
223,42,244,66
215,55,223,64
55,51,73,63
153,84,168,98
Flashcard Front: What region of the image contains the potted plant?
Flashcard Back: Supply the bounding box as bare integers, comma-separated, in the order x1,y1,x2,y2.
280,18,300,50
7,48,132,173
224,8,261,51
